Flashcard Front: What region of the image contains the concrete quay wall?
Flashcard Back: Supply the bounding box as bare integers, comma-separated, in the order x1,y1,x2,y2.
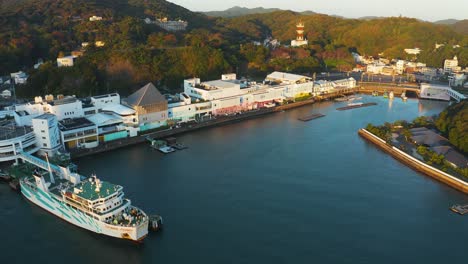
358,129,468,194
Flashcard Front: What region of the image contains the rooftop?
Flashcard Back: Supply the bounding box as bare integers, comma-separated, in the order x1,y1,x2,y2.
33,113,56,121
0,124,33,140
265,71,311,83
87,113,123,127
59,117,95,131
125,83,166,107
201,80,239,90
73,177,122,201
101,104,136,116
431,146,467,168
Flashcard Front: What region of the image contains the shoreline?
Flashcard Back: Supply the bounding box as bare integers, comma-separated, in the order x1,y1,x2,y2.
358,128,468,194
70,96,326,159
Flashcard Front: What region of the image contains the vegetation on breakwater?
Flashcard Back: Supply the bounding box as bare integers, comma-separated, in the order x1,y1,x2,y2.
435,100,468,154
364,114,467,178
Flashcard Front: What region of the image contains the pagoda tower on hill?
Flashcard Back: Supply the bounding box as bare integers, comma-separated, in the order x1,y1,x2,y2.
291,21,308,47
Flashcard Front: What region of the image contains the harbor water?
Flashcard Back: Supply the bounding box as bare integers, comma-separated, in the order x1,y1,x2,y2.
2,95,468,263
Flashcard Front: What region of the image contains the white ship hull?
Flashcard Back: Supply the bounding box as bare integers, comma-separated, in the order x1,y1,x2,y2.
20,181,148,241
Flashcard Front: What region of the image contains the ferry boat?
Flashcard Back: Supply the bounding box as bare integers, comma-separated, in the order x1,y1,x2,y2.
389,91,394,99
20,159,149,242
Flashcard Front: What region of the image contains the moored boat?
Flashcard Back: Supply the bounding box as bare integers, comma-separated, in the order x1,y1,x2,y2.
20,158,149,242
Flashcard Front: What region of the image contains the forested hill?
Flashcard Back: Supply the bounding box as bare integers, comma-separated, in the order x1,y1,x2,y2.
202,6,316,18
436,100,468,154
0,0,467,98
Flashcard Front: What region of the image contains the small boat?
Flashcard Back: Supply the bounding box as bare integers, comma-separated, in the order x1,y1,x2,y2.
158,146,176,154
372,91,379,96
347,102,363,106
401,91,407,101
383,91,388,98
172,143,187,150
335,96,349,102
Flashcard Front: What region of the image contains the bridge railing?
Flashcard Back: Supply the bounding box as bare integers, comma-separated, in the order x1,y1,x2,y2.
17,152,62,175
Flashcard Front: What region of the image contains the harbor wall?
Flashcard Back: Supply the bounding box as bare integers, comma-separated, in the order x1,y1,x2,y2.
71,108,276,158
70,90,356,159
358,129,468,194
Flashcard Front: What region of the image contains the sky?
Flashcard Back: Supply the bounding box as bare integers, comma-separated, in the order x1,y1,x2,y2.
168,0,468,22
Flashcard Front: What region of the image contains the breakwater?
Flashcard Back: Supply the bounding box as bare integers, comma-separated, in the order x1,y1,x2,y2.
358,128,468,194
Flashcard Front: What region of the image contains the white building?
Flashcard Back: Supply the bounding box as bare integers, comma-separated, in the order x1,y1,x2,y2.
396,60,406,74
15,95,84,124
32,114,61,156
184,74,246,101
444,56,459,73
95,41,105,47
265,72,314,97
366,63,386,74
404,48,421,55
0,111,39,162
10,71,28,84
155,18,188,31
420,83,451,101
89,16,103,21
57,56,76,67
59,118,98,150
448,73,466,87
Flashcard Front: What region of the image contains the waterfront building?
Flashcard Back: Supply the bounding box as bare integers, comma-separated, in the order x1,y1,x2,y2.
314,80,336,95
184,74,247,101
444,56,459,73
265,71,314,97
59,117,98,150
123,83,168,130
291,21,308,47
87,113,128,143
14,95,84,125
32,114,61,156
333,78,356,89
167,93,197,123
0,112,39,162
57,56,76,67
419,83,451,101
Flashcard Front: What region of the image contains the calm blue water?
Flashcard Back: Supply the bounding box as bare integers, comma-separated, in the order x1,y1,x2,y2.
2,96,467,263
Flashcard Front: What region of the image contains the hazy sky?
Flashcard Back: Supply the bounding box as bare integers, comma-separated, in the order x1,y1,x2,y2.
168,0,467,21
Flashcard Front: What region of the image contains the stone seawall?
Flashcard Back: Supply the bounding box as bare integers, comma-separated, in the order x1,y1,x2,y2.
358,129,468,194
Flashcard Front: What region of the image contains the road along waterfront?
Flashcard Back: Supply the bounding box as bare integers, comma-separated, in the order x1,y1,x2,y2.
3,95,468,263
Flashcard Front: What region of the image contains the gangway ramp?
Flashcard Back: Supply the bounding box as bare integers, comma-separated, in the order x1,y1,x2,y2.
17,152,63,177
